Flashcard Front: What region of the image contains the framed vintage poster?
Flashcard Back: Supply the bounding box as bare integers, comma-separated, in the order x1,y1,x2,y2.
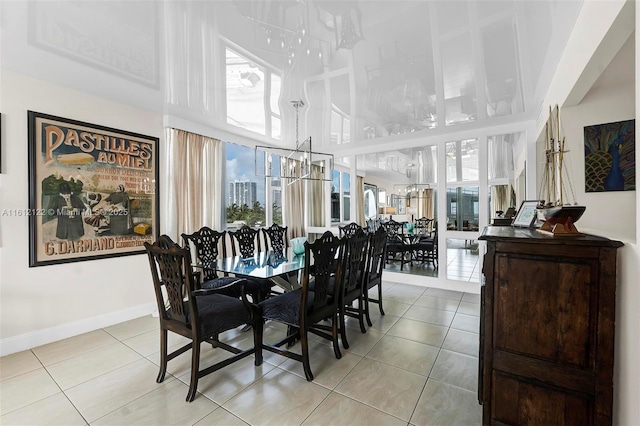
28,111,159,267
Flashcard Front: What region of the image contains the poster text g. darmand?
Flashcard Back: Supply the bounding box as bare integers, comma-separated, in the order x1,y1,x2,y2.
44,236,152,256
44,124,153,170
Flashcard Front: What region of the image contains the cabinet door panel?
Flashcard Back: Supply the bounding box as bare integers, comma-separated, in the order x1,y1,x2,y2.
492,372,591,426
494,254,594,368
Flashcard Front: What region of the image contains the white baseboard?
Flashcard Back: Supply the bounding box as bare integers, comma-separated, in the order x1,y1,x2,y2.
0,303,156,357
384,271,481,294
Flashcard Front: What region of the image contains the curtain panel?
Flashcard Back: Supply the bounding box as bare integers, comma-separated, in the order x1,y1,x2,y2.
356,175,365,226
165,128,223,240
283,159,305,238
309,165,325,227
420,188,435,220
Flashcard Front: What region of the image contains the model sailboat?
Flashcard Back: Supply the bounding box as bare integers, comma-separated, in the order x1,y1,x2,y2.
537,105,586,235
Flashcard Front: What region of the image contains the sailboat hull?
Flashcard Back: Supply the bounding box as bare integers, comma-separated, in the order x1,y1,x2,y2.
536,205,586,236
538,205,586,225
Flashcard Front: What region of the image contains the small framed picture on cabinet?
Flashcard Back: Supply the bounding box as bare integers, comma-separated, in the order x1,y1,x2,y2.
512,200,539,228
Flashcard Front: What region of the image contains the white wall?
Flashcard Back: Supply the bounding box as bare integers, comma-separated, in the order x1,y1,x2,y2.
562,35,636,242
559,35,637,425
0,72,162,355
538,1,638,420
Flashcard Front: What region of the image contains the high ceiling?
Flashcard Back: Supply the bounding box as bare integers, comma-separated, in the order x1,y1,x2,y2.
1,0,584,181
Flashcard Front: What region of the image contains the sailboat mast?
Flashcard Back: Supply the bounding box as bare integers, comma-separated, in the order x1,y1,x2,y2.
550,106,557,205
559,137,565,205
556,106,564,206
545,120,552,204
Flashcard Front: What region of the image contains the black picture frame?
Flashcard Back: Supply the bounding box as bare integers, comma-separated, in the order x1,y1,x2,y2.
28,111,160,267
512,200,539,228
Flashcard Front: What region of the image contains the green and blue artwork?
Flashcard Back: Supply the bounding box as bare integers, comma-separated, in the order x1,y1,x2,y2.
584,119,635,192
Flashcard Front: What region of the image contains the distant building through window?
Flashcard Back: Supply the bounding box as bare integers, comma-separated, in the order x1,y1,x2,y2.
229,181,257,206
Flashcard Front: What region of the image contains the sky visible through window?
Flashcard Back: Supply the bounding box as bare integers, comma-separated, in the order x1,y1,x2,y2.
226,142,266,211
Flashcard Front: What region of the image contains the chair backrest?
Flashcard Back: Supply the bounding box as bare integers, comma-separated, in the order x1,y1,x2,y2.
367,227,387,283
341,228,369,296
365,218,378,233
415,217,433,236
301,231,343,312
145,235,198,329
229,225,261,258
339,222,363,238
262,223,288,254
182,227,227,280
381,219,403,242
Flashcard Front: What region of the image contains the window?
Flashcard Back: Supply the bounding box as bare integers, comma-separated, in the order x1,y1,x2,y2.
269,154,283,225
342,172,350,222
488,133,518,218
331,170,340,223
446,187,479,231
330,107,350,145
225,47,281,139
446,138,479,231
364,183,377,220
446,139,479,182
225,143,266,229
330,170,352,223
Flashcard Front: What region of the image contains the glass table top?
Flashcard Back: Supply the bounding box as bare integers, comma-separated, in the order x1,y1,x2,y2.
198,250,305,280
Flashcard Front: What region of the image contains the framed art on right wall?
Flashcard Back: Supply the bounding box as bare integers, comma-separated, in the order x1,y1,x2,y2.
584,119,635,192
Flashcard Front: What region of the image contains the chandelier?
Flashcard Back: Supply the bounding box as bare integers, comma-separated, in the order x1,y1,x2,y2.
255,100,334,185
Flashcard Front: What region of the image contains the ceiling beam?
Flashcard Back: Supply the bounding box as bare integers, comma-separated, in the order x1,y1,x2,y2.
536,0,634,136
563,0,635,107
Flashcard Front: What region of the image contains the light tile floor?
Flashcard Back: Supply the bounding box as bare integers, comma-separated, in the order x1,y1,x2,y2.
384,245,481,282
0,283,482,425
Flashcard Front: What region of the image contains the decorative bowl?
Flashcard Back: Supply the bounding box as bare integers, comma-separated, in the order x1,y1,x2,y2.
290,237,307,255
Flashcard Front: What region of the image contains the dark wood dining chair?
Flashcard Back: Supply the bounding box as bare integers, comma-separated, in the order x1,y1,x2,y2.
338,222,363,238
414,217,433,237
381,219,414,270
262,223,288,254
228,225,274,301
229,224,263,257
363,227,387,326
338,228,370,349
413,226,438,267
366,218,379,233
182,227,264,300
256,231,345,381
145,235,262,402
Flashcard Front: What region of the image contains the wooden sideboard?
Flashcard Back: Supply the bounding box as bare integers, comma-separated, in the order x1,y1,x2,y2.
478,226,622,425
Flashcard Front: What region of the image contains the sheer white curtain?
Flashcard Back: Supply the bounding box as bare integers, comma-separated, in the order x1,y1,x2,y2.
356,176,365,226
488,135,513,180
491,185,509,214
420,188,435,220
165,128,223,240
309,165,325,227
283,159,305,238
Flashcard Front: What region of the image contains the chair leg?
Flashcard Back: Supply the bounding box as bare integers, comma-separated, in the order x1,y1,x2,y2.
358,297,367,333
364,290,373,327
332,312,342,359
186,341,200,402
300,327,314,381
378,283,385,315
156,328,168,383
339,305,350,349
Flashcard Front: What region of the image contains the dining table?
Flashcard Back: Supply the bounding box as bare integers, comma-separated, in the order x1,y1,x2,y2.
196,249,305,292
